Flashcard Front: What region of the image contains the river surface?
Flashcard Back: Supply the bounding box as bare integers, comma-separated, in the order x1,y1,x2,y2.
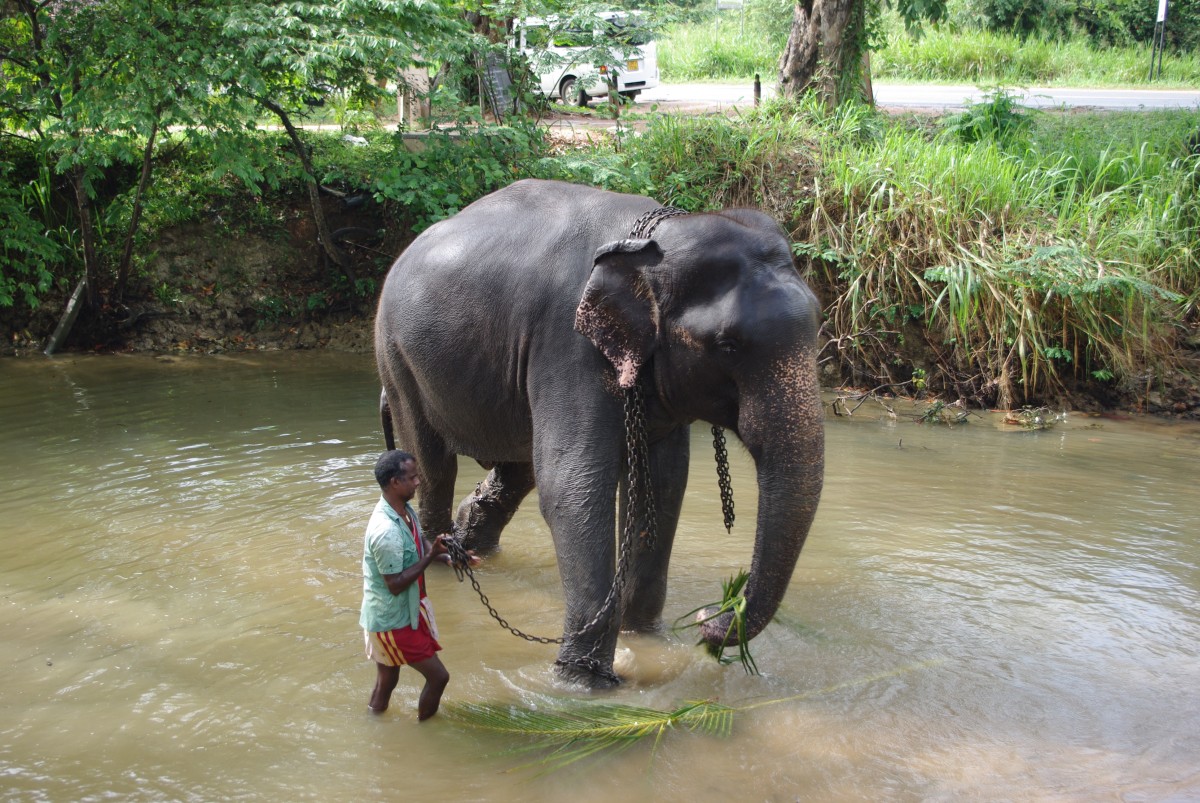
2,352,1198,802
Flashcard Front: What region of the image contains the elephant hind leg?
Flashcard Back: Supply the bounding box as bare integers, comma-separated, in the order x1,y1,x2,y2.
455,462,536,553
380,383,457,536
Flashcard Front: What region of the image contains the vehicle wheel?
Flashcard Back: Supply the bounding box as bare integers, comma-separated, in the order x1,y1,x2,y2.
620,90,640,101
559,77,588,108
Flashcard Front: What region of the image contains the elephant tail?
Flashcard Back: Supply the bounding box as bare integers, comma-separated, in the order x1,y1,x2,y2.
380,390,395,450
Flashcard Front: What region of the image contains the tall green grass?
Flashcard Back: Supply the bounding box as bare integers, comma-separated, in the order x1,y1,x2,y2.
659,12,1200,86
658,18,782,81
799,104,1197,404
875,24,1200,86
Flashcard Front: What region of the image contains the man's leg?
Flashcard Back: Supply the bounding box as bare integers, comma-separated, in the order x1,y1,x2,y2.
369,663,401,713
409,655,450,721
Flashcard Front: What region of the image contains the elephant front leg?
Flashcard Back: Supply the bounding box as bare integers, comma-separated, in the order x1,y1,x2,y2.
454,462,536,554
620,425,688,632
534,445,624,688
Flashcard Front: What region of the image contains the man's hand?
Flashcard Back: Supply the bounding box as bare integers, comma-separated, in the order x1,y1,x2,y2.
432,533,481,569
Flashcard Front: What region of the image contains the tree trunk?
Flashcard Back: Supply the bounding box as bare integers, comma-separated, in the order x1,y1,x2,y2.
256,97,358,288
70,165,102,310
114,117,160,304
777,0,869,108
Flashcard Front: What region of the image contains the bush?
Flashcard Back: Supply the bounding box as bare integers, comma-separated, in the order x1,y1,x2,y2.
371,115,550,233
0,157,61,310
951,0,1199,48
942,87,1034,144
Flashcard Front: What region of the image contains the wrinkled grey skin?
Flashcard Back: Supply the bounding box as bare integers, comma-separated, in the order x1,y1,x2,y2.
375,179,824,687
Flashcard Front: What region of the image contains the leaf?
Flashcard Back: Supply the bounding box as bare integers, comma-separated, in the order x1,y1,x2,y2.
675,570,759,675
442,698,735,771
443,658,946,775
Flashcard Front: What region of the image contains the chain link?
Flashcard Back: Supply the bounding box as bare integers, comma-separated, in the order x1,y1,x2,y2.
442,536,564,644
440,385,655,675
630,206,688,239
712,426,735,532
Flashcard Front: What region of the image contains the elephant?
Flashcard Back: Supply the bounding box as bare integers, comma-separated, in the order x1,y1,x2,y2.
374,178,824,686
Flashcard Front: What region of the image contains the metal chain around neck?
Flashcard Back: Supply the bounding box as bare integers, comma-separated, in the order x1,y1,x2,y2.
631,206,736,533
629,205,688,239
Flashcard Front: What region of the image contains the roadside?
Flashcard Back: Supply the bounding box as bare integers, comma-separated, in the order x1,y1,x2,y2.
536,79,1200,138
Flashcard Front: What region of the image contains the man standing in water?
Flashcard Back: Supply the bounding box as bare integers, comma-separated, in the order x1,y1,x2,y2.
360,450,452,720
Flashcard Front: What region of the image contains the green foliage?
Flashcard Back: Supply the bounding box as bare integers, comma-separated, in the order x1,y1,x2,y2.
875,6,1200,84
943,87,1034,144
255,295,288,325
613,108,824,210
539,152,655,196
0,158,60,309
659,17,780,80
947,0,1200,49
152,282,180,307
443,659,945,774
676,570,759,674
789,103,1198,406
0,0,464,311
371,115,550,233
960,0,1074,38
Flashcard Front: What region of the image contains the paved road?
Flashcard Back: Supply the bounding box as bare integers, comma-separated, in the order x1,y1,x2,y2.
638,81,1200,112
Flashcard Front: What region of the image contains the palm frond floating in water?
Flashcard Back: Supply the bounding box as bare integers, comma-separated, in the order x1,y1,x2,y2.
442,699,735,769
445,659,946,774
675,569,758,675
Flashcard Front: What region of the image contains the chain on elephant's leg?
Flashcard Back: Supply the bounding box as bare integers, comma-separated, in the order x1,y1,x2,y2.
454,462,536,553
554,619,622,687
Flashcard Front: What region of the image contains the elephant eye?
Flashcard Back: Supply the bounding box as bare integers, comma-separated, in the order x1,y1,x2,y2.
714,335,739,354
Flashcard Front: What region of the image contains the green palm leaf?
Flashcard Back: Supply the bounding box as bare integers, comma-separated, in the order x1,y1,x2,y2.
444,658,943,774
675,569,759,674
442,699,735,771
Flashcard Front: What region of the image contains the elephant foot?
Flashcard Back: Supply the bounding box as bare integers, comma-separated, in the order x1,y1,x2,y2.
454,463,535,553
553,657,621,689
454,496,504,553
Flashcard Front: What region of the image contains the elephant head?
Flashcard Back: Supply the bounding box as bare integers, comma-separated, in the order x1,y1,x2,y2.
575,208,825,650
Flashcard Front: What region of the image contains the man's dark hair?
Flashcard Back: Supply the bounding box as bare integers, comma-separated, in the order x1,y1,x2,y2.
375,450,416,488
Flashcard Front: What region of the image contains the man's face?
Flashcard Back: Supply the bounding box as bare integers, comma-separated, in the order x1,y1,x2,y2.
392,460,421,501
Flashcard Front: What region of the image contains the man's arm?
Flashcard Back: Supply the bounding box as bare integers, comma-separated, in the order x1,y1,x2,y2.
381,535,449,596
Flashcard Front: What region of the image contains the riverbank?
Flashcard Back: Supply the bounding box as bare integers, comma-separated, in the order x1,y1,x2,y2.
5,213,1198,419
5,108,1198,419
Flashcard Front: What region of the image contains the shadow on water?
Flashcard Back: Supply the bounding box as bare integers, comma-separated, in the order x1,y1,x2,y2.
1,352,1198,799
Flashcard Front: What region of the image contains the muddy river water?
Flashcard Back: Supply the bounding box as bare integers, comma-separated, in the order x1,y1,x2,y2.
2,352,1198,801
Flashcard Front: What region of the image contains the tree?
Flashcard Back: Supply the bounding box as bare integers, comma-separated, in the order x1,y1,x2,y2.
777,0,946,107
1,0,463,328
207,1,464,287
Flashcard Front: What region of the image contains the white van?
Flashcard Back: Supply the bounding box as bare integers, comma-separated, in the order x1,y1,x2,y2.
513,11,659,106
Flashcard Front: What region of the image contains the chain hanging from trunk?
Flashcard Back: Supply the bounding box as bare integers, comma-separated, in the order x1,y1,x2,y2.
711,426,735,532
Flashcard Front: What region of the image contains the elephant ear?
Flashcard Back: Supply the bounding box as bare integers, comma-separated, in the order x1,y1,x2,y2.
574,238,663,389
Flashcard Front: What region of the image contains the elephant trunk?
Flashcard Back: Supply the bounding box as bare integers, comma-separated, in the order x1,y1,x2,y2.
698,350,825,648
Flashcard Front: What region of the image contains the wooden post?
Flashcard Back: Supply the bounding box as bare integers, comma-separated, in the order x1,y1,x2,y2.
44,278,87,356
